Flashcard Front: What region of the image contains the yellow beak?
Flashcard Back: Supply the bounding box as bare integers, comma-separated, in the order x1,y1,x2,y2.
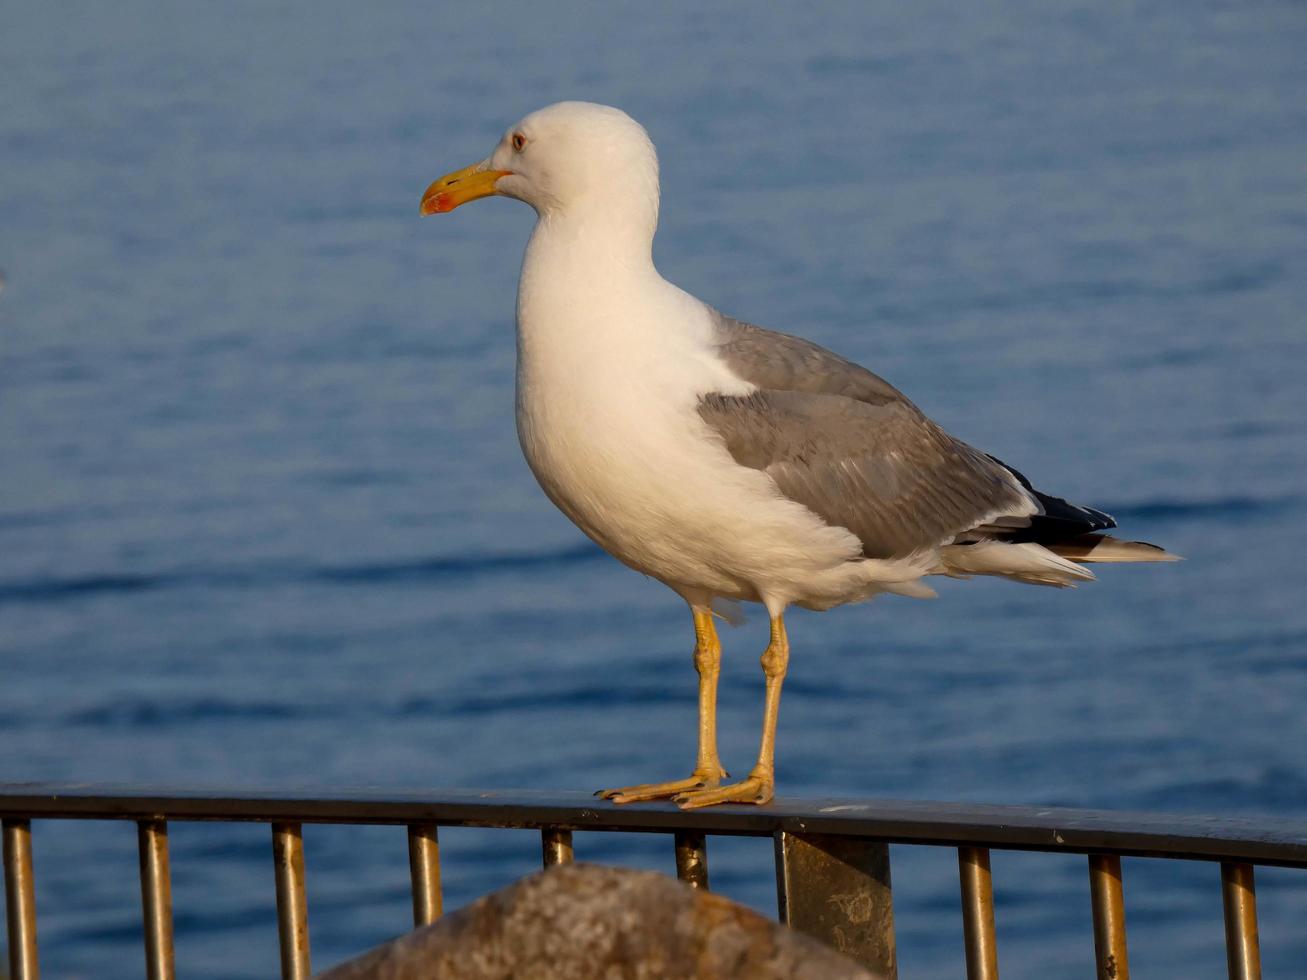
420,162,512,215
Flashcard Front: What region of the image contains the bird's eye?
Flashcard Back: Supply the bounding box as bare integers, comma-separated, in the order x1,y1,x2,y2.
511,133,526,152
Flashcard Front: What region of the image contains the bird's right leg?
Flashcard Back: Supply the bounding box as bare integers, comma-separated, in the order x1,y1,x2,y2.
597,606,728,803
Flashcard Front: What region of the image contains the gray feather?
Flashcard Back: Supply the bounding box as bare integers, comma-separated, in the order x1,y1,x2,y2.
713,314,907,406
702,313,1035,559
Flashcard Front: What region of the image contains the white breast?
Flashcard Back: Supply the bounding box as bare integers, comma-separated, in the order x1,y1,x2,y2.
515,267,734,586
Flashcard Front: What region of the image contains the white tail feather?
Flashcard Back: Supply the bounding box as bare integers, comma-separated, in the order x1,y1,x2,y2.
940,541,1096,588
883,579,938,599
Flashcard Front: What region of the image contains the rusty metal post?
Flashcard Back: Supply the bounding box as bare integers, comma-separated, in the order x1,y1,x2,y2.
1221,862,1261,980
1089,853,1129,980
775,831,896,978
272,822,311,980
541,827,574,867
958,846,999,980
3,818,40,980
137,820,176,980
674,831,710,890
406,824,442,927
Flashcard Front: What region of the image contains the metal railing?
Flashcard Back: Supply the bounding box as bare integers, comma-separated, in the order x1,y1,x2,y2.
4,783,1306,980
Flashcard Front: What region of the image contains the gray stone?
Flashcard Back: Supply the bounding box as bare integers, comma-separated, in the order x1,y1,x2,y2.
317,862,881,980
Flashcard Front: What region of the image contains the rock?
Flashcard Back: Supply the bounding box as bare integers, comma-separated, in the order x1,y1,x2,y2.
317,862,881,980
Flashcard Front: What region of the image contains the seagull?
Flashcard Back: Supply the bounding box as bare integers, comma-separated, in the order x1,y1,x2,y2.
420,102,1177,809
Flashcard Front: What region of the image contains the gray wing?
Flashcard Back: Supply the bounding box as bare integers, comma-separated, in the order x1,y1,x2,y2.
704,313,1035,559
713,313,909,406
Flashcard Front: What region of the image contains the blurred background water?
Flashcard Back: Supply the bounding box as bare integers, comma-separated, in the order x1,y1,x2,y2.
3,1,1306,976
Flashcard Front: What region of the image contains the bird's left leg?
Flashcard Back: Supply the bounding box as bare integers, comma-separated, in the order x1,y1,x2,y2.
675,612,788,809
597,605,728,803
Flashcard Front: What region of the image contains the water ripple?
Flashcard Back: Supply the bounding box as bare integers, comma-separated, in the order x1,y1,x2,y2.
1103,495,1296,525
397,683,693,719
310,544,603,584
64,697,324,729
0,572,162,603
0,544,606,608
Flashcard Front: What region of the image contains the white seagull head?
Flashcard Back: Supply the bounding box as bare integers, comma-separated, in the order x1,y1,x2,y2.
421,102,660,227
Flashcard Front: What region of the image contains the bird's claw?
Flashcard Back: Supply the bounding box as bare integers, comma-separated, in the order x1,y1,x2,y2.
673,773,773,809
596,769,728,804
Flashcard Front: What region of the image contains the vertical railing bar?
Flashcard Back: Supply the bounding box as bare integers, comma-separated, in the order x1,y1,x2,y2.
271,822,311,980
958,846,999,980
406,823,442,927
674,831,709,891
1221,862,1262,980
775,831,896,976
1089,853,1130,980
541,827,574,867
3,818,40,980
137,820,176,980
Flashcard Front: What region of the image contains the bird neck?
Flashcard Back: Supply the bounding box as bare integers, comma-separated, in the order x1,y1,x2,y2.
531,198,658,273
518,207,663,332
513,202,711,403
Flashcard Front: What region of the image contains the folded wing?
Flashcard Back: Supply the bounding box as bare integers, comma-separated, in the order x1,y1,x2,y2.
705,314,1176,586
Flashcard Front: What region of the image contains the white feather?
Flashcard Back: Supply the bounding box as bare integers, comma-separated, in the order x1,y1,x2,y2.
940,541,1096,588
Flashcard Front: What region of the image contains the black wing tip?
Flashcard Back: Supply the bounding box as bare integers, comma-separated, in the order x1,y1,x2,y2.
984,454,1118,541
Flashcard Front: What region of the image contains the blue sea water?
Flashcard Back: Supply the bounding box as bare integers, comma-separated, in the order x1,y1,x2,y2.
3,1,1306,976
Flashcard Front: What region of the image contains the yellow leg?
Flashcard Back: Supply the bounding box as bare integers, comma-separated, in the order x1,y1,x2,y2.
598,607,728,803
675,613,788,809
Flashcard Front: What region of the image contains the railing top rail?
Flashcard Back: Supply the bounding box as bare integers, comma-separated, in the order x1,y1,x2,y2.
3,782,1306,868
